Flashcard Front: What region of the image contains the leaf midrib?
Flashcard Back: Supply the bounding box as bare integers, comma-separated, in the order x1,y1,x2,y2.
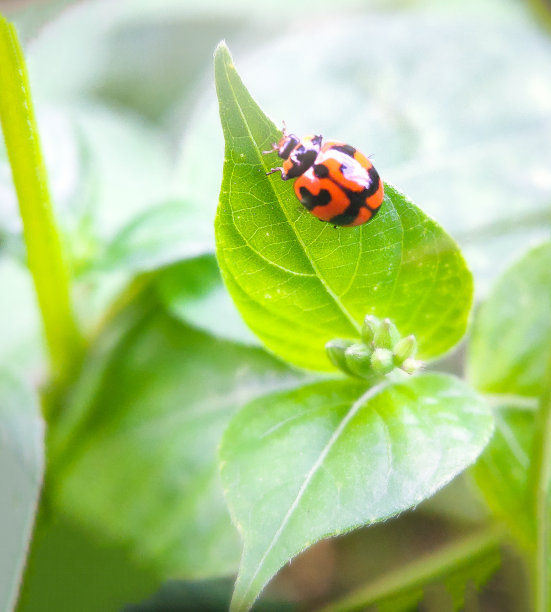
233,380,391,610
222,58,361,335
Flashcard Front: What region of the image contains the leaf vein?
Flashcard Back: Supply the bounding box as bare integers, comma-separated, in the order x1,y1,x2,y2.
238,380,391,604
223,60,361,334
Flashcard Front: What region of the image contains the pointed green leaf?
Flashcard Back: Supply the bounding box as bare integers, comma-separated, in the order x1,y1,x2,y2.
182,16,551,295
214,43,472,371
219,374,493,611
0,370,44,612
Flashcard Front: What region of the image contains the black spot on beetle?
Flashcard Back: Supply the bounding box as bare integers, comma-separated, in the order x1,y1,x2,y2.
363,166,381,197
278,134,300,159
299,186,331,210
286,149,318,178
313,163,330,178
330,209,360,226
330,144,356,157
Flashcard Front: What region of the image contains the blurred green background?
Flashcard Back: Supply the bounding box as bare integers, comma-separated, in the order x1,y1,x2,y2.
0,0,550,609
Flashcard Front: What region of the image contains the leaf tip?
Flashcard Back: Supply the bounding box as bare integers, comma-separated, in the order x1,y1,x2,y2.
214,40,233,66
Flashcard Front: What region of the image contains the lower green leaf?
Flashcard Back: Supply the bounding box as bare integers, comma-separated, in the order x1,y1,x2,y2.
0,370,44,612
219,374,493,611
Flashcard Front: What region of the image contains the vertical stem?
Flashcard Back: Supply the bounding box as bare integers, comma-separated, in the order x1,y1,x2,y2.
530,349,551,612
0,15,82,381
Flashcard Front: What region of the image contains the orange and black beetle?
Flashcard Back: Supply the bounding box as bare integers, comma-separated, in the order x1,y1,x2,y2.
264,127,384,227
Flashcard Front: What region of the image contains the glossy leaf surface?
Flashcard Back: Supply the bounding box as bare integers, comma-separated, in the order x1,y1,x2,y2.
220,374,493,611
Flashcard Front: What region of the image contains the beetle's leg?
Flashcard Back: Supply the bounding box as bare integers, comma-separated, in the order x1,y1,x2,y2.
262,143,279,155
263,121,288,154
266,166,285,178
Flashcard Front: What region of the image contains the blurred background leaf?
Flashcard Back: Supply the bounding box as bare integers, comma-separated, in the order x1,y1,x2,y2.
17,511,160,612
471,404,536,549
0,370,44,612
320,527,502,612
0,258,43,377
46,287,305,581
98,202,212,274
156,255,260,346
469,242,551,549
468,242,551,397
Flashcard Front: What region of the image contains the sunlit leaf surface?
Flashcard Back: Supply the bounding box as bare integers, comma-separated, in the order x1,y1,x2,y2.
215,44,472,371
180,15,551,293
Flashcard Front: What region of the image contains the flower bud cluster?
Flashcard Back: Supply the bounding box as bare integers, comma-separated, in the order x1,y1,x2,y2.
325,315,422,380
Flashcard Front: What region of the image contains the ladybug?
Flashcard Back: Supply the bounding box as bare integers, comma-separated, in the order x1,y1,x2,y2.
264,126,384,227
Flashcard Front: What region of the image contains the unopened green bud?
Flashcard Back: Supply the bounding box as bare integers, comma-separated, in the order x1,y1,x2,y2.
374,318,400,350
326,339,356,375
370,347,395,374
393,335,417,365
361,315,381,345
345,343,375,378
401,357,423,375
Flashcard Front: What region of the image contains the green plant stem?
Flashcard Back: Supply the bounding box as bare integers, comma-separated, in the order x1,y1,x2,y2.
0,15,82,382
529,349,551,612
318,526,504,612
